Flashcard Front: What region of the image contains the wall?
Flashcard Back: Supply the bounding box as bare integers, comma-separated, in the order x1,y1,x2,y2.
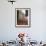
0,0,46,42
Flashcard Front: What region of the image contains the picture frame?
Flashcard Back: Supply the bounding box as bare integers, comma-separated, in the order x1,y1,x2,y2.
15,8,31,28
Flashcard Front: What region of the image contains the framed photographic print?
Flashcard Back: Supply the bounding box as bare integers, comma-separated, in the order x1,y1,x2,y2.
15,8,31,28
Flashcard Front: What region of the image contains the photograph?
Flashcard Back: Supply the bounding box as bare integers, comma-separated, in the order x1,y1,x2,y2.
15,8,31,28
0,0,46,46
